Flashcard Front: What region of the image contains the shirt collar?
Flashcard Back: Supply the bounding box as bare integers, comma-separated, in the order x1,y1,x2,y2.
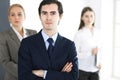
11,25,27,41
41,29,58,43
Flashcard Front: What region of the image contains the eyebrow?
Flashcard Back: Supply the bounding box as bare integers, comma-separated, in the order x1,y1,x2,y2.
10,12,22,14
41,11,56,13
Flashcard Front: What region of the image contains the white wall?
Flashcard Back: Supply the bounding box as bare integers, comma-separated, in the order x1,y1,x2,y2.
100,0,117,80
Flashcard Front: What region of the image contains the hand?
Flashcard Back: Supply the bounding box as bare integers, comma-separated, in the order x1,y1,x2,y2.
61,62,73,73
92,47,98,55
32,70,44,78
97,64,101,69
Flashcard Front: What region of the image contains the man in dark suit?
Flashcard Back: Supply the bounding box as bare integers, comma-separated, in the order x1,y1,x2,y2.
18,0,79,80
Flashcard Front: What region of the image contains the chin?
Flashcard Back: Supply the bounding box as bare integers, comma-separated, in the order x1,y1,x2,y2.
46,28,52,30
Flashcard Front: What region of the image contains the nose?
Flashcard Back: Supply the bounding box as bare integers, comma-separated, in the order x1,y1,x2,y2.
15,15,19,19
46,14,51,20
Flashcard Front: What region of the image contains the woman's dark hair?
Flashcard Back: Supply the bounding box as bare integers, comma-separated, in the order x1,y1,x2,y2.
38,0,63,16
78,7,95,30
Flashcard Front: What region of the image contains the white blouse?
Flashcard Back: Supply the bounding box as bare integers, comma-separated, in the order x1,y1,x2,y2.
74,27,102,72
11,26,28,41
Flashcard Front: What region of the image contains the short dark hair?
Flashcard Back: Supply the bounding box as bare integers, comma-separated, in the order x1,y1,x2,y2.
38,0,63,16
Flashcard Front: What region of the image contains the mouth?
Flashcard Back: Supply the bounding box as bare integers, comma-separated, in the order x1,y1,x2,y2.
46,22,52,25
15,21,19,23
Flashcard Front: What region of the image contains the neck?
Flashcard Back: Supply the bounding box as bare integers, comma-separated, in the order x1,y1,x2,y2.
85,25,94,32
43,29,58,37
14,26,24,37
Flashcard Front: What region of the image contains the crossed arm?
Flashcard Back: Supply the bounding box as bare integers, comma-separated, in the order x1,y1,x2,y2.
32,62,73,78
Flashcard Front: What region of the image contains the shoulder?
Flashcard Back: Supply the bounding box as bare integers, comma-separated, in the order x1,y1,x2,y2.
93,27,101,31
59,35,74,45
23,33,38,41
0,27,11,33
59,36,76,53
0,29,12,43
74,30,83,38
93,27,101,35
20,34,37,48
26,29,37,34
0,28,12,38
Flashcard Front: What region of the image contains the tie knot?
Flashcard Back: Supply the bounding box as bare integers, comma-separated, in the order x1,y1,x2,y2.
47,38,53,44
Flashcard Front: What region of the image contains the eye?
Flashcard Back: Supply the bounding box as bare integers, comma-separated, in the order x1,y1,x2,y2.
85,15,89,18
10,13,15,16
41,11,47,15
90,15,93,18
18,13,22,16
50,11,56,15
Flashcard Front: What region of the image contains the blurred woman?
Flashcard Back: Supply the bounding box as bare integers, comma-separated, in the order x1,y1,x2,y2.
0,4,36,80
74,7,102,80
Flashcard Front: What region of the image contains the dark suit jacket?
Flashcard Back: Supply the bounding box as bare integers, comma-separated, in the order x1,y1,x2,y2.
0,27,36,80
18,30,79,80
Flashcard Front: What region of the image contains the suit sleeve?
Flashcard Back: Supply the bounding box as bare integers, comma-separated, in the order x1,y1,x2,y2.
18,39,39,80
0,34,17,77
45,42,79,80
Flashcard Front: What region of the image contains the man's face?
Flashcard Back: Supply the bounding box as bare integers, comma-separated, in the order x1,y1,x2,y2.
40,4,62,31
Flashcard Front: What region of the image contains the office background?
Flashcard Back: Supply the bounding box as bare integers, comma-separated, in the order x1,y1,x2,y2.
0,0,119,80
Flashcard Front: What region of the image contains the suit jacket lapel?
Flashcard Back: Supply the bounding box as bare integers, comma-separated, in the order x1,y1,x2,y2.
37,31,51,67
54,34,63,53
8,28,20,46
50,34,63,63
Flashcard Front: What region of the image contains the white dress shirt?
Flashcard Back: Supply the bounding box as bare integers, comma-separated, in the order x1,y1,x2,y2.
74,27,102,72
11,26,28,41
41,30,58,49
